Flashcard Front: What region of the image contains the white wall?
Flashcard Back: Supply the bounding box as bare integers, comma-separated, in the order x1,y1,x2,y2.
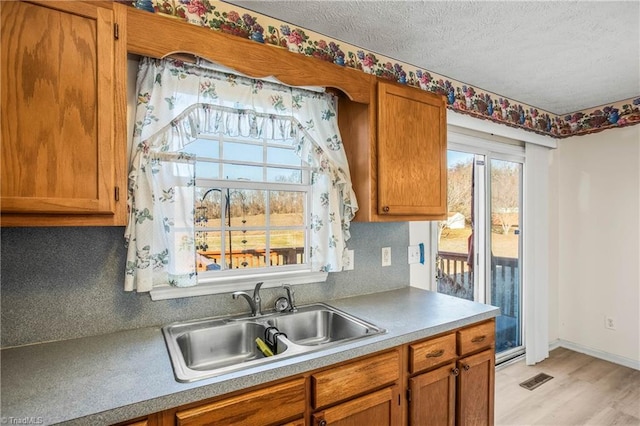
551,125,640,367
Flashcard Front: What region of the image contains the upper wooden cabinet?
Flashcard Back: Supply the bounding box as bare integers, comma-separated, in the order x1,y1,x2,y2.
340,79,447,222
1,1,127,226
0,4,445,226
377,80,447,218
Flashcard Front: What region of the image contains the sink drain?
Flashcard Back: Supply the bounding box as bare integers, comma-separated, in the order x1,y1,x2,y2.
519,372,553,390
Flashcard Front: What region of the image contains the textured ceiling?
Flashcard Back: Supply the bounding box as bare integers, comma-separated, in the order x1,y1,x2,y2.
227,0,640,115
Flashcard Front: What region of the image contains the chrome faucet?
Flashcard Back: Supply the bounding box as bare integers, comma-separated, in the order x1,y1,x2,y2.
282,284,297,312
232,281,264,316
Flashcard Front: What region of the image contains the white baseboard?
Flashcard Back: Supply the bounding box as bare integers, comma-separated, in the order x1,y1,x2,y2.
549,339,640,371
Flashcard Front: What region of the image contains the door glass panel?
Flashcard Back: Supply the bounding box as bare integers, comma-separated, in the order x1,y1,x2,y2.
437,150,475,300
490,159,522,353
437,149,524,359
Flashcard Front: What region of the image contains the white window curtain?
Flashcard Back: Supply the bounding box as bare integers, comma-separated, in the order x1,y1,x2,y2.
524,142,550,364
125,58,358,292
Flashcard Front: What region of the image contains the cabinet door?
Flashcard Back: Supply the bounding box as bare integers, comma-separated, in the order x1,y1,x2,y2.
312,386,401,426
1,1,123,222
175,378,306,426
409,363,457,426
457,349,495,426
377,80,447,217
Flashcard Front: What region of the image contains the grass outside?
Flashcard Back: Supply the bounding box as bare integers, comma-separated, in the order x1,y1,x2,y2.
197,213,305,251
439,225,519,258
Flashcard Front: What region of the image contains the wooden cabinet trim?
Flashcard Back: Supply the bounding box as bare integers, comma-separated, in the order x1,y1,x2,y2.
311,349,400,409
126,7,373,105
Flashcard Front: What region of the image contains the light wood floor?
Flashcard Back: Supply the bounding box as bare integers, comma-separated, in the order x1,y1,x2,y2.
495,347,640,426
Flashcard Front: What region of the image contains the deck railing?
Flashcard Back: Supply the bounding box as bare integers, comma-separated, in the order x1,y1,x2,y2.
437,251,519,317
197,247,305,271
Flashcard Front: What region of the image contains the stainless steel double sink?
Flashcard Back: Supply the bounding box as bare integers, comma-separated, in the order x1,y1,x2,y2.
162,303,386,382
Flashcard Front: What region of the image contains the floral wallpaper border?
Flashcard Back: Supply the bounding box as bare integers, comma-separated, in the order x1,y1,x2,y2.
133,0,640,139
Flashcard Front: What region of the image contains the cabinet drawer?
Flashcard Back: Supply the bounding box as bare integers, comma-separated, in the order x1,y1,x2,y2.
409,333,456,374
457,321,495,356
312,350,399,409
175,378,305,426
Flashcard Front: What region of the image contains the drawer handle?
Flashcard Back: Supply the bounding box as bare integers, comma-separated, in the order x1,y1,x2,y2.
382,206,390,213
462,363,471,371
451,367,460,377
318,420,327,426
471,335,486,343
426,349,445,358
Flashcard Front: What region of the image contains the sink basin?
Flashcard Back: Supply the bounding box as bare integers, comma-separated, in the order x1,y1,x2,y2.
267,306,380,346
176,321,283,371
162,303,385,382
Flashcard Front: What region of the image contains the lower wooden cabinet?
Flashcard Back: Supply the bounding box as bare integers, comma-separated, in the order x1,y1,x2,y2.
115,320,495,426
457,350,495,426
409,363,457,426
312,386,401,426
408,320,496,426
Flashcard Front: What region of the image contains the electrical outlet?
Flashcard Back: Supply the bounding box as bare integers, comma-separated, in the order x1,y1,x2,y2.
605,316,616,330
408,245,420,264
343,249,354,271
382,247,391,267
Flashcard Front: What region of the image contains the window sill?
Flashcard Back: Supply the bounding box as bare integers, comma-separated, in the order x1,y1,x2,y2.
149,270,328,301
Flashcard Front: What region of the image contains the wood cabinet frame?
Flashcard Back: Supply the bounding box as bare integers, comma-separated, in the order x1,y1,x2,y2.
1,1,127,226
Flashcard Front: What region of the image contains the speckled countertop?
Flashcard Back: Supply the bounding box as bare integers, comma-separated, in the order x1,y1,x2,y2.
1,287,499,425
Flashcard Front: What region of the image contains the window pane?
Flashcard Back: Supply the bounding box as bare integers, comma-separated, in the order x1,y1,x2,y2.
490,159,522,352
196,161,220,179
437,150,474,300
270,191,304,226
224,141,262,163
271,230,305,265
267,146,301,167
228,231,266,269
223,163,263,181
195,230,226,271
195,187,223,227
182,138,219,158
229,189,266,227
267,167,302,183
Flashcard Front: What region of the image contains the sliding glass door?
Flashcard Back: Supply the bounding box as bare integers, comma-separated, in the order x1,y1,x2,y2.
436,148,524,361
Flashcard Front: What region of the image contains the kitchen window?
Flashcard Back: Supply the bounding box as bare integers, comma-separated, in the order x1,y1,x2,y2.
191,134,311,274
125,57,358,297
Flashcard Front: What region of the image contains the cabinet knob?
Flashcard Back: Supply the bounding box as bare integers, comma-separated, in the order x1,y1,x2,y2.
462,364,471,371
382,206,390,213
318,420,327,426
451,367,460,376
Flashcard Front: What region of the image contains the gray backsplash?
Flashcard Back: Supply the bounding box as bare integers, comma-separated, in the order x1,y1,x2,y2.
1,222,409,348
